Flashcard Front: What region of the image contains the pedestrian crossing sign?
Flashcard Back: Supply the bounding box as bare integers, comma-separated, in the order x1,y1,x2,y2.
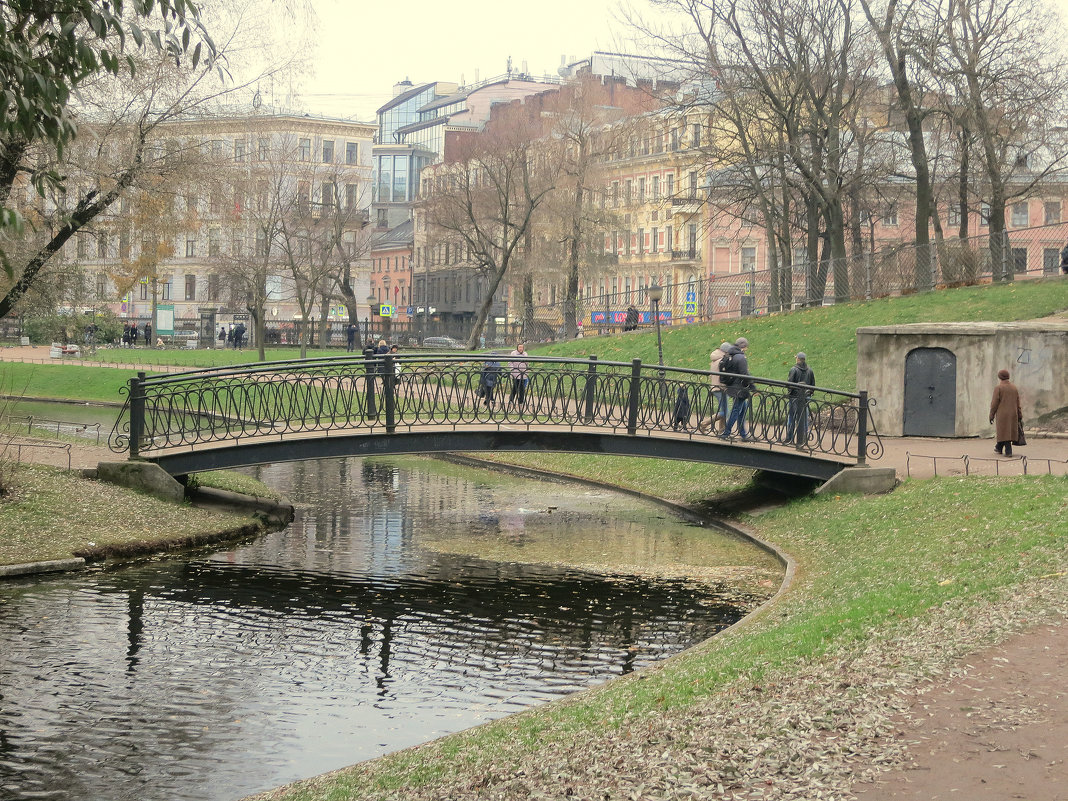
380,304,394,317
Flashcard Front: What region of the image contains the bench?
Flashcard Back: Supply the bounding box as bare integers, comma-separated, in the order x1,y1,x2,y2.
49,343,80,358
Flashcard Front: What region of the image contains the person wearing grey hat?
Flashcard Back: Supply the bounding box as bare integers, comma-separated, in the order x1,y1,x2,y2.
786,352,815,448
720,338,753,440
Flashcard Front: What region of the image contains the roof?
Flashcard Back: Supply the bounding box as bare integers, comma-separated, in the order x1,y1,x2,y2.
370,219,414,251
376,83,436,115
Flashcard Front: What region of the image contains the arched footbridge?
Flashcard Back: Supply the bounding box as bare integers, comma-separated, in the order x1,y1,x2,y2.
107,354,883,482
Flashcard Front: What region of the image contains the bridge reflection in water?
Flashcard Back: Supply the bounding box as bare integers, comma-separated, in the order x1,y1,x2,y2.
109,354,882,480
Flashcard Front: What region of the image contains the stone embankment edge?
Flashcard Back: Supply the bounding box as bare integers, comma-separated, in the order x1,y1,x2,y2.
433,453,798,632
0,483,295,581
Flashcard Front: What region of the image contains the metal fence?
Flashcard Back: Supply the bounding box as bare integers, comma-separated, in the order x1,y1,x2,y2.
523,222,1068,338
109,354,881,464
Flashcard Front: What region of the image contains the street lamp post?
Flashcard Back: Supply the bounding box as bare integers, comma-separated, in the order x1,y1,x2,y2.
648,283,665,374
366,293,377,343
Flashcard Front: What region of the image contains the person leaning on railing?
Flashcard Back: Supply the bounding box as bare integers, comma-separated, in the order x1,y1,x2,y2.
785,352,815,448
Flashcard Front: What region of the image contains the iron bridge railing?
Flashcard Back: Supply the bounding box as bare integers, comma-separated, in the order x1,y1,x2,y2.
108,354,883,464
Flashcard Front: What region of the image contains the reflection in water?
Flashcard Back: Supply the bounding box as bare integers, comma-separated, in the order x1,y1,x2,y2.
0,457,779,801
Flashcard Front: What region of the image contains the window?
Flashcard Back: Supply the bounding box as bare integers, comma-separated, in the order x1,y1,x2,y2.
139,281,148,300
948,204,961,226
1044,248,1061,274
95,272,108,299
882,204,898,226
185,274,196,300
625,179,632,205
652,175,660,200
97,236,108,259
1011,202,1029,227
210,190,222,214
666,225,673,252
77,234,88,259
211,139,224,159
377,208,387,227
980,202,991,226
688,171,698,199
691,124,701,149
688,223,698,258
233,182,245,214
185,237,196,257
1012,247,1027,274
298,138,311,161
207,273,219,301
208,228,220,257
265,275,282,300
637,227,645,255
297,181,310,213
666,173,674,198
161,280,172,300
258,138,269,161
322,139,334,163
651,226,658,253
1045,201,1061,225
119,230,130,259
232,235,243,257
186,193,197,213
346,142,358,164
741,246,757,270
320,182,335,209
345,183,358,209
611,181,619,207
234,140,246,162
638,177,645,204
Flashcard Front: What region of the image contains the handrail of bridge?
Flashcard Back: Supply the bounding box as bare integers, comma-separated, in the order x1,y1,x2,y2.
108,354,883,464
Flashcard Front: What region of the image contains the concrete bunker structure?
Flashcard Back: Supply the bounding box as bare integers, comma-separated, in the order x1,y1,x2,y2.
857,320,1068,437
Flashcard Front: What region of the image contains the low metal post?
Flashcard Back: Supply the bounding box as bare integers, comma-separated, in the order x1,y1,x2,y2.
383,354,396,433
856,389,868,466
627,359,642,435
583,355,598,423
129,371,146,459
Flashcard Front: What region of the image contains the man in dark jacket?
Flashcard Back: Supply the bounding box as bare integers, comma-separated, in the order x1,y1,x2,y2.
720,337,752,439
1060,241,1068,275
785,352,815,447
623,305,639,331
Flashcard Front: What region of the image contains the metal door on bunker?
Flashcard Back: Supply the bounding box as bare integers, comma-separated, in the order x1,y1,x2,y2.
903,347,957,436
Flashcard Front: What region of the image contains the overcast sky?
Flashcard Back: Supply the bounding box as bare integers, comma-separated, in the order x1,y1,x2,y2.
292,0,630,121
286,0,1068,123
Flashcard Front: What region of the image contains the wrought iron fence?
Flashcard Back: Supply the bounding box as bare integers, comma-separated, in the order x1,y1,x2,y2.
524,222,1068,336
109,354,881,464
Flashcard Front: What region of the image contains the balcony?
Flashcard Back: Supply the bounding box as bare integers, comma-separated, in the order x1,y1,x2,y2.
670,249,700,262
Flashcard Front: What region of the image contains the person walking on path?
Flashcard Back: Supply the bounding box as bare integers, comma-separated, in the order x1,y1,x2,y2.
785,352,815,448
720,337,753,440
699,340,733,433
989,369,1023,456
508,343,529,407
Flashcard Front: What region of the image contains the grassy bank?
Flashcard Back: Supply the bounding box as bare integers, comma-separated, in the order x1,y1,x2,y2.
535,277,1068,390
3,279,1066,407
0,464,278,566
251,472,1067,801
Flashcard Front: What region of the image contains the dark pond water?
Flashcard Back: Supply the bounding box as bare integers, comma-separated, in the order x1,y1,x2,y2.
0,456,781,801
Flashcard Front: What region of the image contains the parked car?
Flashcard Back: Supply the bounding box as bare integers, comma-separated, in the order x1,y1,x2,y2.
422,336,465,349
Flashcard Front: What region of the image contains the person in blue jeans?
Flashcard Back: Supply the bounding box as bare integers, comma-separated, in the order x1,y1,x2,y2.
720,337,752,439
785,352,815,447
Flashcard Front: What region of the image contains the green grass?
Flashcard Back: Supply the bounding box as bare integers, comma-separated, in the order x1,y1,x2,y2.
4,279,1065,408
250,474,1067,800
530,277,1068,391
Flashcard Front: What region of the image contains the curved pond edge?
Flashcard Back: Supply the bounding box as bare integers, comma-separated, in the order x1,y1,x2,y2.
434,453,797,635
0,481,295,581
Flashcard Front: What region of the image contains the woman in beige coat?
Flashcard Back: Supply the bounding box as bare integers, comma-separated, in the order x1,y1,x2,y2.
698,341,733,433
989,369,1022,456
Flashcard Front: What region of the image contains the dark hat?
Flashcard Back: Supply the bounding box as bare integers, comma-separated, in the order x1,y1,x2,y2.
735,337,749,348
796,352,806,361
998,369,1010,380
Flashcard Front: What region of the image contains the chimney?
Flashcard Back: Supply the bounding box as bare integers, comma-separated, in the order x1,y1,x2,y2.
392,78,413,97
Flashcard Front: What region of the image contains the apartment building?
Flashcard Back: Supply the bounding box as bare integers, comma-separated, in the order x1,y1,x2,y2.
67,112,374,334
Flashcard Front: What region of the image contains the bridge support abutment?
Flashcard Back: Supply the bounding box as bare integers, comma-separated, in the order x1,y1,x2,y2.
815,466,897,496
96,461,186,504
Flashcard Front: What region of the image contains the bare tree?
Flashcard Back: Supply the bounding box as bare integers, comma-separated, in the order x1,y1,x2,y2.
932,0,1068,281
423,103,561,349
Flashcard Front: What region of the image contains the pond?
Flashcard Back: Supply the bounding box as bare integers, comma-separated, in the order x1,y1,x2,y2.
0,455,781,801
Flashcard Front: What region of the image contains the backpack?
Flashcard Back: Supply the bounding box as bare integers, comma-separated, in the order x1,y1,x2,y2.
718,352,737,385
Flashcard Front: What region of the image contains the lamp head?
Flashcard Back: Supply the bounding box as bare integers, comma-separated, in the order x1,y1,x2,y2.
648,284,663,302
